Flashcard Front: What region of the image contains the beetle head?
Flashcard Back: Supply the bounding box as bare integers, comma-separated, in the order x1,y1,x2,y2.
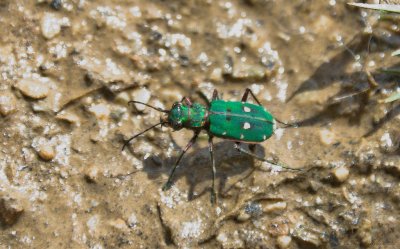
163,102,188,130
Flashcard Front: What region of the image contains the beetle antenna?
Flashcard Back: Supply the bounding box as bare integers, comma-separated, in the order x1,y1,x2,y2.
122,121,166,151
128,101,169,113
275,118,298,128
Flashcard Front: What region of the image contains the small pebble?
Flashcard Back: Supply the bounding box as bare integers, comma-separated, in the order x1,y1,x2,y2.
0,92,16,116
127,213,138,228
37,143,55,161
115,92,131,105
16,78,50,99
84,164,100,183
88,103,110,121
0,193,24,226
277,235,292,249
232,63,267,81
56,111,80,125
209,67,223,82
333,166,349,183
292,226,321,247
237,210,251,222
319,129,335,145
41,13,61,39
268,217,289,237
108,218,128,231
380,132,398,153
216,232,228,243
131,88,151,111
263,202,287,213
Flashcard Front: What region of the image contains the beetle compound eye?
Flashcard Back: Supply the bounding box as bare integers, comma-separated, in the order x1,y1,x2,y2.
172,121,183,130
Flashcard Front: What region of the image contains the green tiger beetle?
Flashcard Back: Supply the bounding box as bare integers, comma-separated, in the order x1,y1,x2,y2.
122,88,301,203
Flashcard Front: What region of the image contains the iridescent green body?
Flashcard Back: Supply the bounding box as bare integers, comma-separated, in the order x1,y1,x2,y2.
167,100,275,142
168,102,207,129
209,100,275,142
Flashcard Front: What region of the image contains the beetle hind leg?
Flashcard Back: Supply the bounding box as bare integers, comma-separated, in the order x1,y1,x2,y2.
249,144,256,153
241,88,262,106
234,142,302,171
235,142,256,153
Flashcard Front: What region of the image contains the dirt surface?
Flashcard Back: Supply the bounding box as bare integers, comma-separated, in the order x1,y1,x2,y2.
0,0,399,248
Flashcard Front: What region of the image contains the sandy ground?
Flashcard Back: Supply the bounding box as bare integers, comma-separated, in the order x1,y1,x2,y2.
0,0,399,248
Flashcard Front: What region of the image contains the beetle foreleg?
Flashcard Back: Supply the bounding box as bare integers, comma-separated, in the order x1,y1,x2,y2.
162,132,199,191
208,135,217,204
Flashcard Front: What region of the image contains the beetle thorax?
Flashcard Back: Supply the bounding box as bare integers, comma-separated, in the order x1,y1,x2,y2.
167,102,208,130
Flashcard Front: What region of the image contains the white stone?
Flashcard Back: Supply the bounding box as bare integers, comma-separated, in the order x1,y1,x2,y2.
333,166,349,183
17,78,50,99
277,235,292,249
263,202,287,213
319,129,335,145
89,103,110,120
37,142,55,161
131,88,151,111
41,13,61,39
0,92,16,116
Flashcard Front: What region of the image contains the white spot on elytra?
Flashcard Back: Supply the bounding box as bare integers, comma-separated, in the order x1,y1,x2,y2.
244,106,251,112
263,135,267,140
222,131,227,135
240,134,244,139
243,122,251,129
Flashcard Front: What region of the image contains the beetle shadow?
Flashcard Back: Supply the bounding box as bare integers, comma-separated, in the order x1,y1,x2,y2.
293,95,369,128
287,33,400,104
141,140,265,201
292,76,400,129
287,34,369,102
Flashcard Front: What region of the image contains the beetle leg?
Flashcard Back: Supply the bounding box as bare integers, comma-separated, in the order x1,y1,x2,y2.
234,142,243,154
195,90,210,106
242,88,298,128
162,132,199,191
235,142,256,153
180,97,192,107
241,88,262,106
234,143,302,171
249,144,256,153
195,89,219,107
212,89,220,101
208,135,217,204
